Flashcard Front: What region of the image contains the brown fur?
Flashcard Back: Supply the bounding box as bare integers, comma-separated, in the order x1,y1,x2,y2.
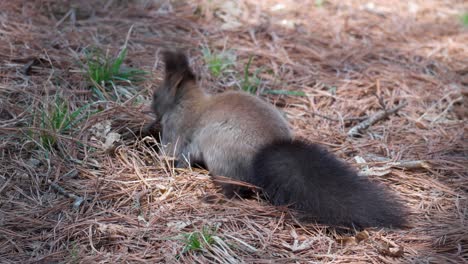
152,52,291,186
151,51,407,228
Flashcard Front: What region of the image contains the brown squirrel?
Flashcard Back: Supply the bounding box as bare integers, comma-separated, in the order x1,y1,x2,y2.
150,51,407,228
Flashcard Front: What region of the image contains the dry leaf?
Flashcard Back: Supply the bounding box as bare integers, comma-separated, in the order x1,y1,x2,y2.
103,132,121,151
166,220,192,230
282,229,316,252
376,241,404,258
336,236,357,246
355,230,370,243
215,1,243,30
90,120,122,151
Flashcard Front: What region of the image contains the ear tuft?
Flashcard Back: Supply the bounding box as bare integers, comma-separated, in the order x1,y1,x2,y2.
162,50,195,81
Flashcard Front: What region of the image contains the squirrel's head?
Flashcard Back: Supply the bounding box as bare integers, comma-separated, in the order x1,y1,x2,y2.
151,50,196,118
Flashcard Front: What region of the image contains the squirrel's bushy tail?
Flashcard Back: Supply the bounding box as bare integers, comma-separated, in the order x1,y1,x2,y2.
252,140,407,228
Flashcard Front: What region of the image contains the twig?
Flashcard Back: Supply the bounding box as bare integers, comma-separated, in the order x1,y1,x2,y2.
54,8,75,28
357,160,431,177
48,180,84,210
311,111,368,122
390,160,431,170
347,102,408,137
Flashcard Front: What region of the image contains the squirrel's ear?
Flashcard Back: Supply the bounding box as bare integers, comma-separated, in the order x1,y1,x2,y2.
162,50,195,86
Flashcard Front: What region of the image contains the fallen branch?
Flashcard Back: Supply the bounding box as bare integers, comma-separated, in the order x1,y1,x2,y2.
48,180,84,210
347,102,408,137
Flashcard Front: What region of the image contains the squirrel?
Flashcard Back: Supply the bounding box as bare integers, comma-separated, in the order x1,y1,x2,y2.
150,50,407,228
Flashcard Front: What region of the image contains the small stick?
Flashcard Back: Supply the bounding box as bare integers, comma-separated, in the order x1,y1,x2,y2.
54,8,74,28
48,180,84,210
311,111,368,122
357,159,430,177
390,160,431,170
347,102,408,137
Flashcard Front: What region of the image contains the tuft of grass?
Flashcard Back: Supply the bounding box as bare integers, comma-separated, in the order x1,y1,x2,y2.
240,56,262,94
84,47,148,89
37,97,93,150
315,0,326,7
179,226,219,255
327,85,337,95
68,242,80,264
461,12,468,26
239,56,307,97
202,47,236,77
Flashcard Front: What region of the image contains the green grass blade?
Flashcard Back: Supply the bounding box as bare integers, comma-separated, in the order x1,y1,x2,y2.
112,47,127,74
244,56,253,84
461,12,468,26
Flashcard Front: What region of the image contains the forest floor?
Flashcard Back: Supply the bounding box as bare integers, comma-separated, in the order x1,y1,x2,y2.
0,0,467,263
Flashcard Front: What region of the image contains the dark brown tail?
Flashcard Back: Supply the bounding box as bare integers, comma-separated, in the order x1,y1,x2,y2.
252,140,408,228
